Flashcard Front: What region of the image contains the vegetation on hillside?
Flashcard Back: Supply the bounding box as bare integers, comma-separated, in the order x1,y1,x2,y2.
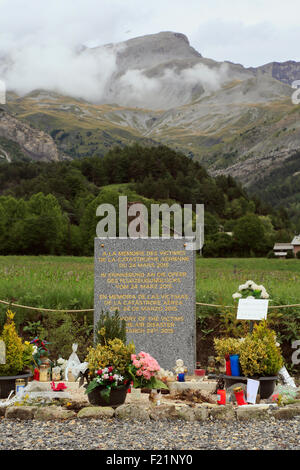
0,144,295,256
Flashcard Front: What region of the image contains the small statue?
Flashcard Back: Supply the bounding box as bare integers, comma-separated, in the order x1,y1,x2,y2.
207,356,216,373
174,359,185,375
207,356,218,379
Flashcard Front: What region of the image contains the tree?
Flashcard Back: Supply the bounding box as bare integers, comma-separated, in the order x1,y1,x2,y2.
233,214,266,255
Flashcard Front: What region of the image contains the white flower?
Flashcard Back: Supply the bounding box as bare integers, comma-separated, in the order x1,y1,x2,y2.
245,280,254,288
238,284,247,291
260,291,269,299
232,292,242,299
57,357,67,370
32,345,38,355
246,295,255,299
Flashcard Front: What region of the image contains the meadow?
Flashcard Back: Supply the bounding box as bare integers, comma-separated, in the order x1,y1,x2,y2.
0,256,299,369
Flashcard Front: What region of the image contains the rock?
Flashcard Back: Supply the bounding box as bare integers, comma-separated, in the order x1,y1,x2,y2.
169,381,217,396
194,406,209,421
34,406,76,421
175,405,195,422
26,381,51,392
115,404,150,421
237,406,271,421
0,404,8,416
0,111,61,162
149,404,177,421
5,406,37,420
77,406,115,419
272,405,300,420
209,405,235,421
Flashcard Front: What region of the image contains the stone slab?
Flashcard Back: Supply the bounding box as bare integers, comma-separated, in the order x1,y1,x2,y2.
168,381,218,395
25,391,71,399
94,238,196,373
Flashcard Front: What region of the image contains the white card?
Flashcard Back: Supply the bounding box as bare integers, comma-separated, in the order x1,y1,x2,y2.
237,298,268,320
247,379,260,404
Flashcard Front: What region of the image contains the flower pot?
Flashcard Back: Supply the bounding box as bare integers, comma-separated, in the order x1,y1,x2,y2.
229,354,240,376
225,356,231,376
0,372,33,399
194,369,205,377
86,384,129,407
222,375,278,399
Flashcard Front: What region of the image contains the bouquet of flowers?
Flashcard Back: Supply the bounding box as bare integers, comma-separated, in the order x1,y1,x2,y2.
232,280,269,300
85,365,128,402
30,337,51,366
129,351,168,390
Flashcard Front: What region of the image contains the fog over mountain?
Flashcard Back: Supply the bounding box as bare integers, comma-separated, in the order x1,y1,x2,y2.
0,32,237,109
0,29,300,216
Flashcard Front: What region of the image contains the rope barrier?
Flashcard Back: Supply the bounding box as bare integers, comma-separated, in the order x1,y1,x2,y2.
0,299,93,313
196,302,300,310
0,298,300,313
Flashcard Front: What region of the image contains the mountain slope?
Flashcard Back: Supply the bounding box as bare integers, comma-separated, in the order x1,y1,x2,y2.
1,31,300,213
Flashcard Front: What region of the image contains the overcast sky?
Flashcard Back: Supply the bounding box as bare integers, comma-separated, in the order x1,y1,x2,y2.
0,0,299,67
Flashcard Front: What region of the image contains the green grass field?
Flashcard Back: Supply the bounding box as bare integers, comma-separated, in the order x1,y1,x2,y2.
1,256,300,310
0,256,299,367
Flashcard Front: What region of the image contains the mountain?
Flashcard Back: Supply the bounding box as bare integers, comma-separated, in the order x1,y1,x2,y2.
1,31,300,214
0,106,60,162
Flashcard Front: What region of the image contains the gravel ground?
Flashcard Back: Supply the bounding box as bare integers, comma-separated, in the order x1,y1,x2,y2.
0,417,299,450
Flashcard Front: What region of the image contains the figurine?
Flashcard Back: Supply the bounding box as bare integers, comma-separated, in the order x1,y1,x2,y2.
207,356,218,379
174,359,185,375
207,356,216,374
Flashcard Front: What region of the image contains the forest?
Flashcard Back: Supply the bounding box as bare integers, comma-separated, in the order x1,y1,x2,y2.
0,144,295,257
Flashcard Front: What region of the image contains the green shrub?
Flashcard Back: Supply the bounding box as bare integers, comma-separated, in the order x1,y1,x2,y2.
239,321,283,376
0,311,25,376
95,310,126,346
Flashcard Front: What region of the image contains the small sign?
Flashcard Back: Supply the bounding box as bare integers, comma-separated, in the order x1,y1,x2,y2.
0,340,5,364
237,298,269,321
247,378,260,404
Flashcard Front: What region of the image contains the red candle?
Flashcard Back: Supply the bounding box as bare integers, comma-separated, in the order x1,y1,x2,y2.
217,389,226,405
225,355,231,376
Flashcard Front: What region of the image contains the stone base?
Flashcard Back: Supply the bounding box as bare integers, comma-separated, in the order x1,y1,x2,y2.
3,402,299,422
168,380,218,396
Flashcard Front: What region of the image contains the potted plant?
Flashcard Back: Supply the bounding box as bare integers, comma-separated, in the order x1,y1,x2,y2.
215,322,284,398
214,337,242,376
82,338,134,406
30,337,51,366
81,339,168,406
128,351,169,391
0,310,34,398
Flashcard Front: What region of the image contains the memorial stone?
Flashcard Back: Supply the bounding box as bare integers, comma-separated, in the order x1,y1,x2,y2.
94,238,196,373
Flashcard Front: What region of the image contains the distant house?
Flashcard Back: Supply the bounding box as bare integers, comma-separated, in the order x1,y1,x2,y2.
273,243,294,258
273,235,300,257
291,236,300,255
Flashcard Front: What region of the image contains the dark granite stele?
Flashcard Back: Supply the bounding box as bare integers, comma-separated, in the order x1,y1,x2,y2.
94,237,196,373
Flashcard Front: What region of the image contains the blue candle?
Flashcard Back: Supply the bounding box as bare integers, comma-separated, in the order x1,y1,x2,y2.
178,373,185,382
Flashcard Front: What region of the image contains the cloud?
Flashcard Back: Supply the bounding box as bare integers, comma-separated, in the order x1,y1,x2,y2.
109,63,230,109
0,0,298,107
